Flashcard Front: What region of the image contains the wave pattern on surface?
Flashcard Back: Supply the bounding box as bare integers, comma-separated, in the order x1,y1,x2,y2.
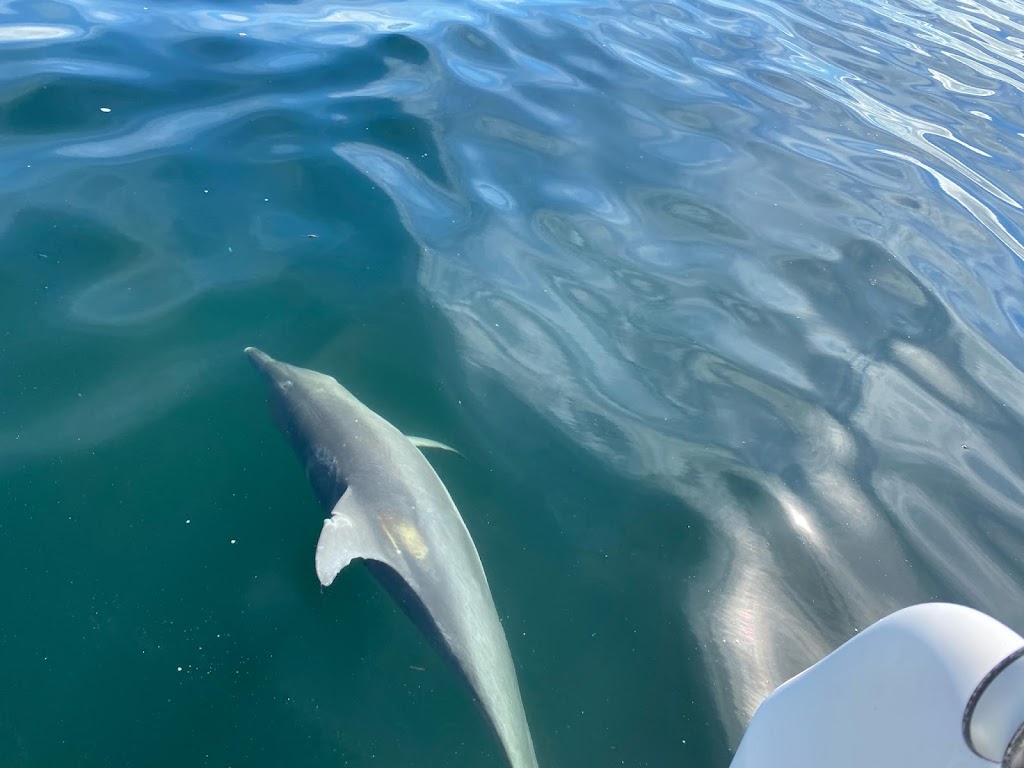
326,0,1024,740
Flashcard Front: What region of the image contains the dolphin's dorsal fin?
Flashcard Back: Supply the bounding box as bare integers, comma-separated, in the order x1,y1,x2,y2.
406,435,462,456
315,489,402,587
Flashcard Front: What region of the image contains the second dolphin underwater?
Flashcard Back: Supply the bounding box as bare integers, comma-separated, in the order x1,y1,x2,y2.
245,347,539,768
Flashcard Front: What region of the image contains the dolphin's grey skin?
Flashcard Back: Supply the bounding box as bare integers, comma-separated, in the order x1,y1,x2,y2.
244,347,538,768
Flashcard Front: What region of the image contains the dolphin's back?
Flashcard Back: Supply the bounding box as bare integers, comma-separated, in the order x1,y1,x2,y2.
245,347,539,768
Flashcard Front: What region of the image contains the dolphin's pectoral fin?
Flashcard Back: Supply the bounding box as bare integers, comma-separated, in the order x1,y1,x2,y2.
406,435,462,456
315,490,395,587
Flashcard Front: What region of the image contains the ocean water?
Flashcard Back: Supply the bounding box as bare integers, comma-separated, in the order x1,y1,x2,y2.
2,0,1024,764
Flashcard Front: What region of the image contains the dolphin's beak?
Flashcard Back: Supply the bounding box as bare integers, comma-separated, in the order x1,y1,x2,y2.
244,346,288,385
244,346,272,367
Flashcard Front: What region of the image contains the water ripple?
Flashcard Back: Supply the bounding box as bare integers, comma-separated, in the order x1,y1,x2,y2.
331,0,1024,743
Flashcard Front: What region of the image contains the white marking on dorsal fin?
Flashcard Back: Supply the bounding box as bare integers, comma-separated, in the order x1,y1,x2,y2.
406,435,462,457
316,488,398,587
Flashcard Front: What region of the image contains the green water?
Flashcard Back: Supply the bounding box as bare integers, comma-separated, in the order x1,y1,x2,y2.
2,296,719,766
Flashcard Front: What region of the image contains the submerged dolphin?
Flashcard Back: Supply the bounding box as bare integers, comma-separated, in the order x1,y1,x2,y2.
244,347,539,768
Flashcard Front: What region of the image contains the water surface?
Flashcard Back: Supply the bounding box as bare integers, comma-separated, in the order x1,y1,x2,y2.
2,0,1024,765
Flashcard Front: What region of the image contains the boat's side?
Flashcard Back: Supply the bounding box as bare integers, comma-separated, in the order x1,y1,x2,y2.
729,603,1024,768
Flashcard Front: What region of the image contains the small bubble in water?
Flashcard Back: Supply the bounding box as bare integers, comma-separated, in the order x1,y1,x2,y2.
99,107,111,113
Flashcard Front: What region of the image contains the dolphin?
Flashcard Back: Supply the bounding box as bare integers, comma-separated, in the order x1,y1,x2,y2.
244,347,539,768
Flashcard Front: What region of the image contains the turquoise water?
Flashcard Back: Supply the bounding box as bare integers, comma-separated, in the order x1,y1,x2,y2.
2,0,1024,764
